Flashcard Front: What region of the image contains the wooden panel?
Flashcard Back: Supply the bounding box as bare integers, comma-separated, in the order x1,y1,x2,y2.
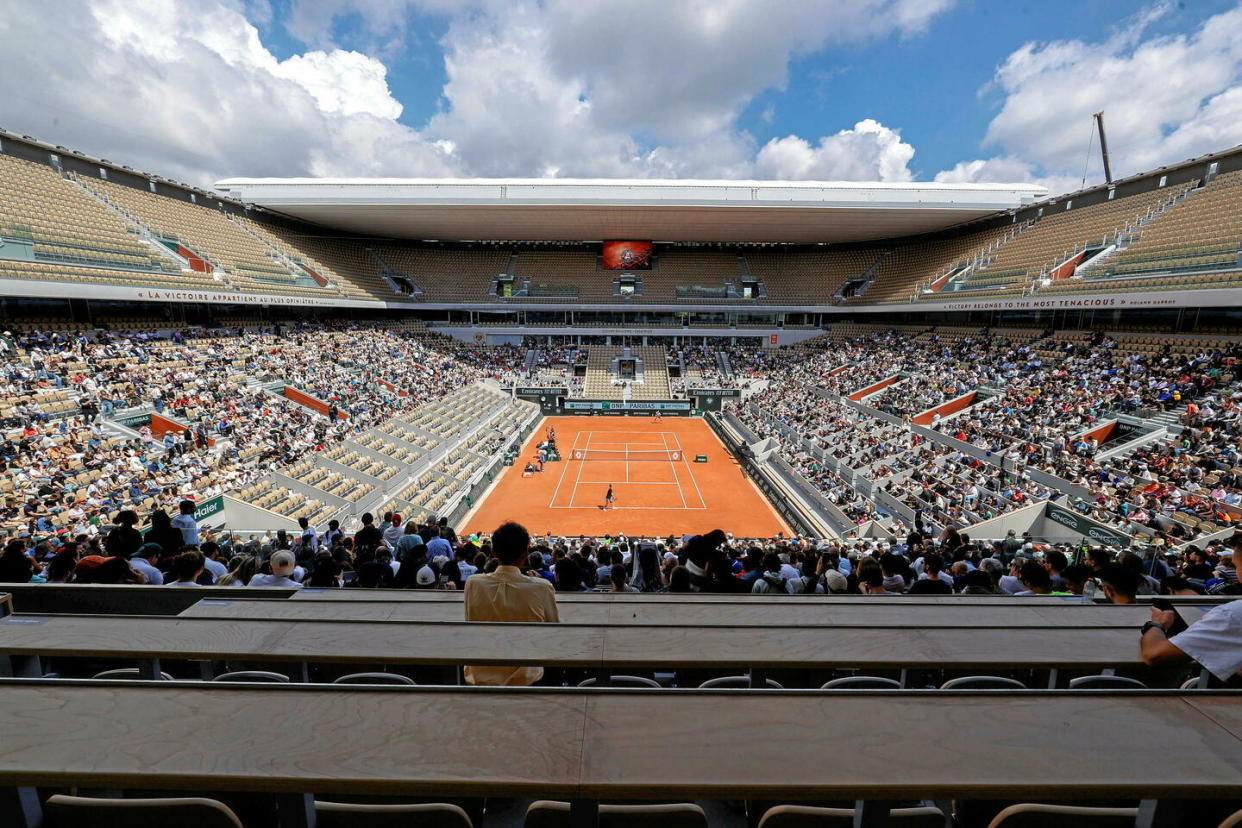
0,683,585,797
0,615,602,667
1187,696,1242,741
291,589,1236,605
0,615,1141,669
578,692,1242,800
4,584,297,616
180,598,1150,628
0,684,1237,801
596,626,1140,669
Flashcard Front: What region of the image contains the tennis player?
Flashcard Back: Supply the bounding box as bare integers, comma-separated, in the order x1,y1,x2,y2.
604,484,614,510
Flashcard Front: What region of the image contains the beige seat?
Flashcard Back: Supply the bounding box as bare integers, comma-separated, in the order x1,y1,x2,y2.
92,668,174,681
820,676,902,690
578,676,661,688
1218,809,1242,828
315,801,473,828
699,676,785,689
1067,675,1147,690
44,794,243,828
986,803,1139,827
757,804,947,827
212,671,290,683
524,801,707,828
940,676,1026,690
333,672,417,685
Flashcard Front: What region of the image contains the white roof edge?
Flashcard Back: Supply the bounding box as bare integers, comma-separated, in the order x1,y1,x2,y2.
216,176,1045,193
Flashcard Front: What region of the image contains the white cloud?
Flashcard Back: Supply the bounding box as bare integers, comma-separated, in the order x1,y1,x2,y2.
0,0,456,186
0,0,949,186
423,0,946,178
943,2,1242,196
754,120,916,181
274,49,404,119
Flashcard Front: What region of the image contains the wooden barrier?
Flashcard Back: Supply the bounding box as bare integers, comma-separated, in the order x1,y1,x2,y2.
180,596,1154,628
0,613,1148,684
3,584,297,616
848,374,901,402
0,682,1237,828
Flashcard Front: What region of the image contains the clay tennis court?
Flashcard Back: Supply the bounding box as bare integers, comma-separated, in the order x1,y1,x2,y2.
462,416,790,537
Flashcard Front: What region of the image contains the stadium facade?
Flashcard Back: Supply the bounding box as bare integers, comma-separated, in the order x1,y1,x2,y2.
1,128,1240,341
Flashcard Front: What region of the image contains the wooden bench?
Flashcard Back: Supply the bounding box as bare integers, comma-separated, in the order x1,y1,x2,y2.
0,681,1237,827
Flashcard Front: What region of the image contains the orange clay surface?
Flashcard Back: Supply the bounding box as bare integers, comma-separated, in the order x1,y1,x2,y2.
461,416,790,538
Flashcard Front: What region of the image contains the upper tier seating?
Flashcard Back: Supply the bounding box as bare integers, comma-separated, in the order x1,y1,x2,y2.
78,177,332,297
0,155,174,273
374,246,513,302
1105,170,1242,278
744,247,880,303
920,184,1193,299
854,223,1013,304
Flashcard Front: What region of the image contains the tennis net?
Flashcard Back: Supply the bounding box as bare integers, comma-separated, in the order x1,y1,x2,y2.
572,448,681,462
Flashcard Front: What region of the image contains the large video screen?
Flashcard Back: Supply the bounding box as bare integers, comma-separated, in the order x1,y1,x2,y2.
602,240,653,270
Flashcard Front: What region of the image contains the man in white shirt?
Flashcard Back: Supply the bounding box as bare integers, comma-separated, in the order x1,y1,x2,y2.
200,542,228,582
297,517,318,554
128,544,165,585
171,499,200,547
463,522,558,685
247,550,303,589
1142,600,1242,686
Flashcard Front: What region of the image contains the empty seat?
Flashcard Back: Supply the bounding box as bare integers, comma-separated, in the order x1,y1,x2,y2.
757,804,948,827
578,676,662,689
940,676,1027,690
1067,675,1148,690
212,671,291,683
524,801,707,828
1218,809,1242,828
699,676,786,689
92,668,174,681
333,672,417,686
315,801,473,828
820,677,902,690
44,794,243,828
985,803,1139,827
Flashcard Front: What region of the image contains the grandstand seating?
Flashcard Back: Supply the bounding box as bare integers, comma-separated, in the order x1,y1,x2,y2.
918,184,1193,299
584,346,671,399
744,247,880,303
375,245,513,301
78,177,335,297
0,156,173,273
1102,170,1242,280
851,223,1013,304
231,216,392,300
3,140,1241,308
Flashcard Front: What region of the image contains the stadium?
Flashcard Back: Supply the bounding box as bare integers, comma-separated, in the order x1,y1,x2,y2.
1,86,1242,828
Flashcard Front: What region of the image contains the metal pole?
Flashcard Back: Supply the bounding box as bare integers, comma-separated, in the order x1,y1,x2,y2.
1094,112,1114,185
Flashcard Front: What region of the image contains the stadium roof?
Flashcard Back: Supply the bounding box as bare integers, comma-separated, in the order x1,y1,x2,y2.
213,178,1047,244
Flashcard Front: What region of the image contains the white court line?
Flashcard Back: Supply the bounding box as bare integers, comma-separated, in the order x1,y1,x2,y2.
589,441,666,448
577,479,683,485
568,431,592,510
549,504,708,511
548,430,583,508
660,431,688,508
671,432,708,509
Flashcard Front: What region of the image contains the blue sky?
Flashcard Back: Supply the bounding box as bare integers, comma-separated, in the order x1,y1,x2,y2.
3,0,1241,192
